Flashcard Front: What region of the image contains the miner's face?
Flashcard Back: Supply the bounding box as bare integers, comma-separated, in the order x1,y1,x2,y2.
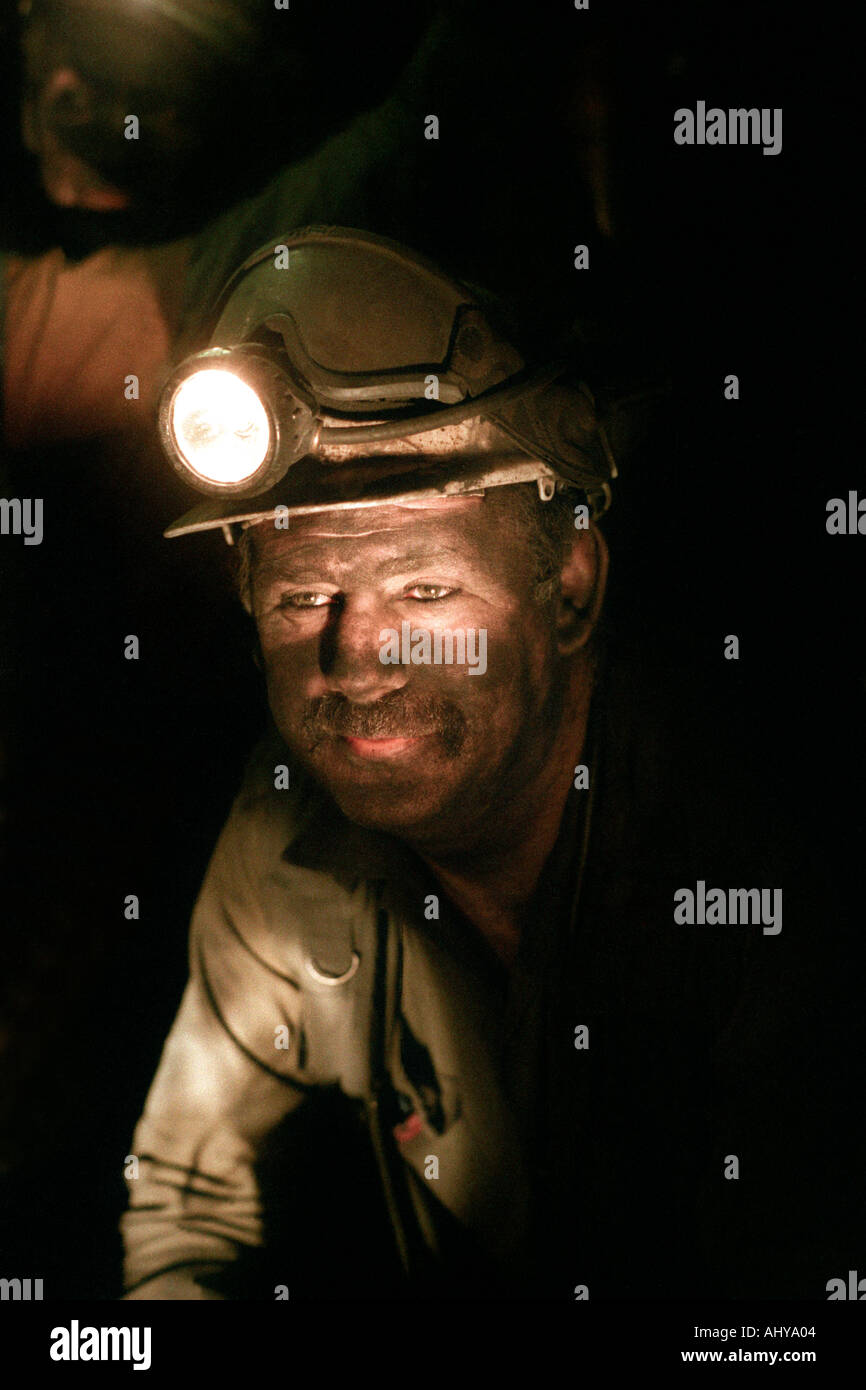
247,491,595,846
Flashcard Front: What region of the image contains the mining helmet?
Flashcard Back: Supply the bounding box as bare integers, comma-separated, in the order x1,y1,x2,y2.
160,227,618,543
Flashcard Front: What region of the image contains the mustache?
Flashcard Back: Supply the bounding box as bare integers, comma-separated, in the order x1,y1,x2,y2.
300,691,467,756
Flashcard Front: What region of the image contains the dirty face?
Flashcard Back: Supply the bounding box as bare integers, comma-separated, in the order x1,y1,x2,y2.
246,491,588,849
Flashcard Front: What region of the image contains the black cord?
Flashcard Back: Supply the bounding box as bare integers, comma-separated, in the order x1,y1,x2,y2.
316,359,570,447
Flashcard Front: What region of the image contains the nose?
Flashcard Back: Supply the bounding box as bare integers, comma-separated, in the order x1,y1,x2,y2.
319,597,407,703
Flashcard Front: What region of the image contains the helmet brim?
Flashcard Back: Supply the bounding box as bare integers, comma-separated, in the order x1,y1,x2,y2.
164,448,569,538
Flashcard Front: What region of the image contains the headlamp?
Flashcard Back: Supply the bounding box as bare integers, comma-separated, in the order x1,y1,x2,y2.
170,371,269,484
158,346,317,497
159,348,583,499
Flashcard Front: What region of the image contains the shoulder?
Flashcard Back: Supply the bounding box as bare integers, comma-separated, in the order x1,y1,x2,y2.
593,645,788,874
189,728,379,1087
194,726,380,980
226,726,323,859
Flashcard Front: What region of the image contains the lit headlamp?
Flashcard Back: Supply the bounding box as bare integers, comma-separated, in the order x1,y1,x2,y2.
159,346,318,497
159,340,588,499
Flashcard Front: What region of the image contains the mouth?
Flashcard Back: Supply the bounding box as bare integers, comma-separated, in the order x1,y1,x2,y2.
340,735,426,760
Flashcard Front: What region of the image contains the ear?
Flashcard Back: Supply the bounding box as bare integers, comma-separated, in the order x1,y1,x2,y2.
553,524,609,656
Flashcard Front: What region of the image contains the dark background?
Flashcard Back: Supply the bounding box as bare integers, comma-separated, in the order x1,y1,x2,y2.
0,0,861,1298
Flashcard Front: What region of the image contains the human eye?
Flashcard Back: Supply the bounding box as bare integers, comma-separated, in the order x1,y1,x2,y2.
402,583,459,601
276,590,334,610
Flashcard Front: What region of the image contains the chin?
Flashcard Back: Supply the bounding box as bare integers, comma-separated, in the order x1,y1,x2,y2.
330,783,448,838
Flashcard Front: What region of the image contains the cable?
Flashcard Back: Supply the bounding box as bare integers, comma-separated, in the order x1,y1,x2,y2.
316,360,569,447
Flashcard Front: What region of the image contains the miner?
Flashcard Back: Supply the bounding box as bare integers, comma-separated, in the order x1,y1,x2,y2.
121,227,797,1300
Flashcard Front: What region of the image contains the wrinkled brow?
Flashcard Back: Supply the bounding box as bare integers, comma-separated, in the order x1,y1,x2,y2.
253,544,482,585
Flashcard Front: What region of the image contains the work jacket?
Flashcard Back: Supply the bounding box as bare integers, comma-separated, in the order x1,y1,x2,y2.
120,653,828,1301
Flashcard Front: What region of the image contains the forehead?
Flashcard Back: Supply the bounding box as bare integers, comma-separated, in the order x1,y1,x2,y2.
247,492,531,581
